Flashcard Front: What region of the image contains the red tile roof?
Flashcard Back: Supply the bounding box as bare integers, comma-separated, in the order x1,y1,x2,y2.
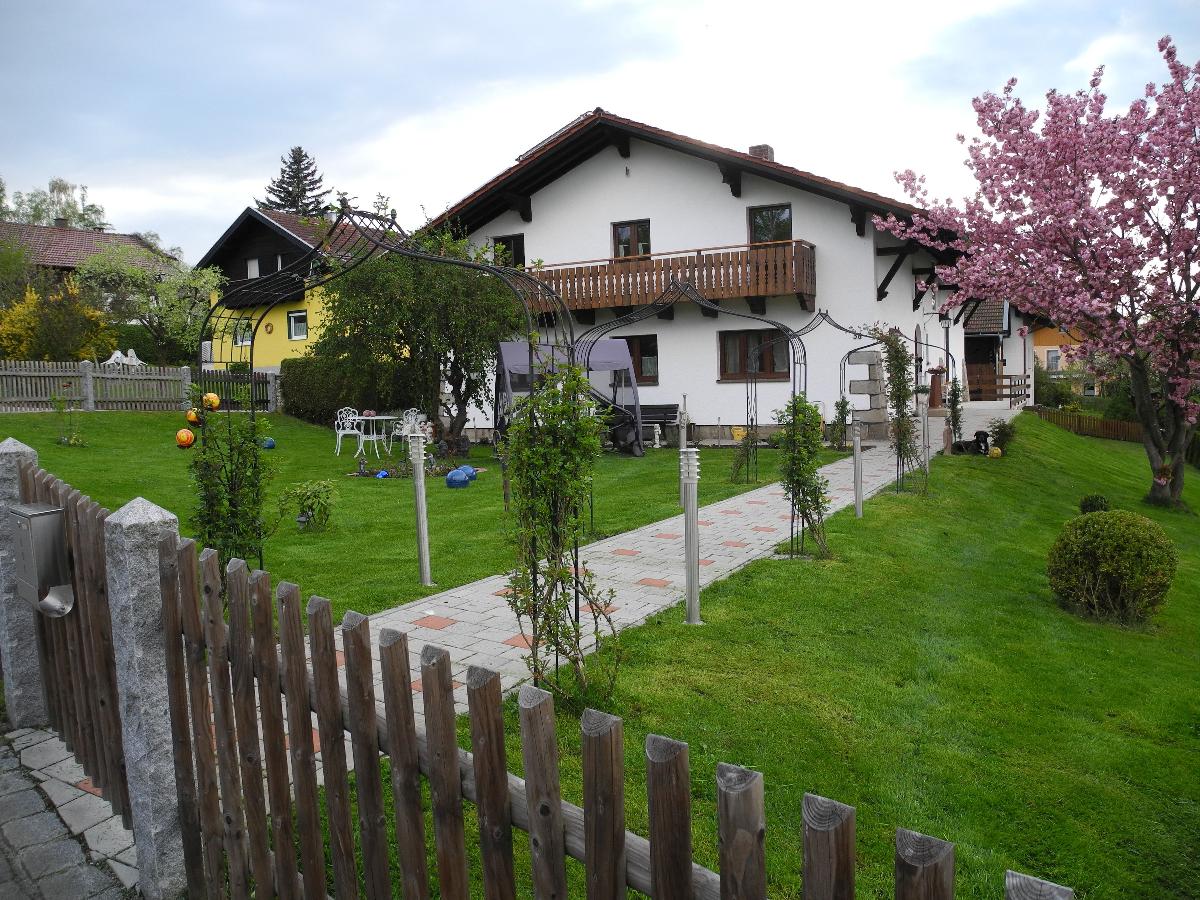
432,108,922,233
0,221,162,270
254,208,330,248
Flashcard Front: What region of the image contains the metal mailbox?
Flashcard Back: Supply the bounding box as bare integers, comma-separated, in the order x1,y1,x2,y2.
10,503,74,617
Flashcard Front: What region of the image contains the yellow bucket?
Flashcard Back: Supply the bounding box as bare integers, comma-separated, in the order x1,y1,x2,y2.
731,426,748,442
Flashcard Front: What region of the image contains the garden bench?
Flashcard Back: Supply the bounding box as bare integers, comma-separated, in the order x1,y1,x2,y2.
640,403,680,448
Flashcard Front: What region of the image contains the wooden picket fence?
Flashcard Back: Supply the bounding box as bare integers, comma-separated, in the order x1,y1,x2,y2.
161,546,1076,899
191,369,273,411
17,463,131,828
0,359,191,412
1033,407,1144,442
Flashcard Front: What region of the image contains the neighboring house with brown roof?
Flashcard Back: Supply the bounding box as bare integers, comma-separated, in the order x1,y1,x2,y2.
195,207,329,369
434,108,1033,433
0,219,162,273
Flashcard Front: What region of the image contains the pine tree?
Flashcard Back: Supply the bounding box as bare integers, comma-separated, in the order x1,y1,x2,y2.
257,147,331,216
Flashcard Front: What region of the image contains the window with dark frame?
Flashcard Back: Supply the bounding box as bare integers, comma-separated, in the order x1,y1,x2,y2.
233,318,253,347
493,233,525,268
287,309,308,341
719,328,789,381
748,204,792,245
619,334,659,385
612,219,651,259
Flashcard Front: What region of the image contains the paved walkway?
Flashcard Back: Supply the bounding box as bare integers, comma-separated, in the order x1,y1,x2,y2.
352,440,905,725
0,733,132,898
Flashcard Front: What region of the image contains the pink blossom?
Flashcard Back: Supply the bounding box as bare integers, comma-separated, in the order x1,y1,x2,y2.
877,36,1199,502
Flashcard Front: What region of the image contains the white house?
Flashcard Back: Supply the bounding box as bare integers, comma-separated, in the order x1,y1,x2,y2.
433,109,1033,439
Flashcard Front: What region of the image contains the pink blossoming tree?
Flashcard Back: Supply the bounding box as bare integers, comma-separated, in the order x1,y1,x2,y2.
879,37,1199,506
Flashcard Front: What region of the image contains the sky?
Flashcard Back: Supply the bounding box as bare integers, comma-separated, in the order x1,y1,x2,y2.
1,0,1196,263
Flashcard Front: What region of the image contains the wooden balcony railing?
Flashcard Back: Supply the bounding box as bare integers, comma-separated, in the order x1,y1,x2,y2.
533,239,816,309
969,373,1030,407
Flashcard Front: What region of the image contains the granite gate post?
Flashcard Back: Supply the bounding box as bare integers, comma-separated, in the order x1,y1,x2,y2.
104,498,185,898
0,438,48,727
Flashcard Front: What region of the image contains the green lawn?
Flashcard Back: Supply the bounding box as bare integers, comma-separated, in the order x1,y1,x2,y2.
456,413,1196,898
0,411,837,619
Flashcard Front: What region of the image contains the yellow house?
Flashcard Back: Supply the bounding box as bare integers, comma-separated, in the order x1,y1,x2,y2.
197,207,331,371
1032,324,1101,396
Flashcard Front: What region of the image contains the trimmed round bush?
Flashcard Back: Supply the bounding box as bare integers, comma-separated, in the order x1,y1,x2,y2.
1047,510,1177,623
1079,493,1109,513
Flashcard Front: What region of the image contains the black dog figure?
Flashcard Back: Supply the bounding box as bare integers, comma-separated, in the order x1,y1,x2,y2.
951,430,991,455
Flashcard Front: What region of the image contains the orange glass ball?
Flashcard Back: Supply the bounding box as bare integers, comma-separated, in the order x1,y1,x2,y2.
202,392,220,411
176,428,196,449
185,408,201,425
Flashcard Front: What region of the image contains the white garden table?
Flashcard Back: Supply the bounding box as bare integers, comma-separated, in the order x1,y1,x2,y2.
352,415,398,458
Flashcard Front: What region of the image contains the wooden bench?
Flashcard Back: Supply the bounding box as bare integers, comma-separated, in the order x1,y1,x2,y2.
639,404,680,448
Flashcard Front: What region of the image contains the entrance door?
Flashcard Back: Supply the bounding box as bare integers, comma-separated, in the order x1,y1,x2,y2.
964,336,999,400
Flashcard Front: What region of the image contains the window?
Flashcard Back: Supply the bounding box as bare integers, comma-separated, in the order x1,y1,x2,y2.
719,329,788,381
613,219,651,259
287,309,309,341
233,319,253,346
748,204,792,244
623,334,659,385
1046,349,1061,372
245,257,260,279
493,234,525,268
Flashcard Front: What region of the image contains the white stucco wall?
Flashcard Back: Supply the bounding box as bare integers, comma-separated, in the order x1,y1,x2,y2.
464,137,969,427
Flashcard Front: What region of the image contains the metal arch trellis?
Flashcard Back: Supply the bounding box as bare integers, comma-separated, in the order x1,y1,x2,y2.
199,201,582,677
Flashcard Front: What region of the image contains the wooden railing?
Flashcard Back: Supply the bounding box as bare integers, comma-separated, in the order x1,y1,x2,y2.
535,239,816,309
1034,408,1144,443
969,373,1030,406
163,545,1076,899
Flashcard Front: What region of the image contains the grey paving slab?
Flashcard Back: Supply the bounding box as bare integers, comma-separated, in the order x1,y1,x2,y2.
0,790,48,825
57,794,113,836
3,812,64,850
20,837,85,878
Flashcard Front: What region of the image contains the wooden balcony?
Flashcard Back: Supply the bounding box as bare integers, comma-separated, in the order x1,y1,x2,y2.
534,240,816,310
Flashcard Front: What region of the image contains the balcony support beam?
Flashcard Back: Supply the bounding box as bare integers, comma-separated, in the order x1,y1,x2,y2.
877,242,914,301
718,164,742,198
700,300,720,318
502,191,532,223
572,308,596,325
656,306,674,321
850,205,867,237
747,297,766,315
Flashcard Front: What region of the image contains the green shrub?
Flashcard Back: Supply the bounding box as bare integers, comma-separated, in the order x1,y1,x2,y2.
1079,494,1110,513
277,479,336,531
1047,510,1177,623
279,355,435,426
989,416,1016,452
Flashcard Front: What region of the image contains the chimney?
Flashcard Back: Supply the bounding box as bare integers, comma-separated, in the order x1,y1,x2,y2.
748,144,774,162
53,217,68,229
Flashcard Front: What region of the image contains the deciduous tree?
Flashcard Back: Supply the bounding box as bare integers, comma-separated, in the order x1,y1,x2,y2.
878,37,1199,506
0,177,108,230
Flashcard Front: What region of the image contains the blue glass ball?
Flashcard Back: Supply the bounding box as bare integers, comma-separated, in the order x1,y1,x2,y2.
375,469,389,478
261,437,276,449
457,465,477,481
445,469,470,489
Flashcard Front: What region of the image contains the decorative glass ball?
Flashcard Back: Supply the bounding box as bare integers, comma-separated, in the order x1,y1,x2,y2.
445,469,470,489
988,446,1002,459
185,408,201,425
176,428,196,449
202,392,220,411
457,465,477,481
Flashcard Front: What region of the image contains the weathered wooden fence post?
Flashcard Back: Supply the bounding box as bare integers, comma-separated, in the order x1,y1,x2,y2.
1005,870,1074,899
802,793,855,899
265,372,278,413
105,497,186,899
895,828,954,900
179,366,191,410
0,438,47,727
80,360,97,411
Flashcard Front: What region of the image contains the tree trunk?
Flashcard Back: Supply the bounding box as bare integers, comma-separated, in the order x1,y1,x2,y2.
1128,356,1194,507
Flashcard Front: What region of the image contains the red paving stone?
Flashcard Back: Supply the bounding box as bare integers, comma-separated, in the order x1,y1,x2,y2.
746,500,768,505
612,548,641,557
720,509,743,515
698,559,714,566
411,678,463,693
504,633,532,648
586,602,620,615
413,614,457,630
335,650,346,667
637,577,671,588
282,728,323,753
753,526,778,533
698,520,714,526
75,777,102,797
721,540,749,548
653,532,682,539
493,588,512,597
779,515,793,521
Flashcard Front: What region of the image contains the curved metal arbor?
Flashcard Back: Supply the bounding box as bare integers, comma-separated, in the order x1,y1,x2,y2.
199,200,576,402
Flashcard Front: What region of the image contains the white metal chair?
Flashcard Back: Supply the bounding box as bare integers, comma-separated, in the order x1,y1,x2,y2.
386,408,427,454
334,407,363,456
